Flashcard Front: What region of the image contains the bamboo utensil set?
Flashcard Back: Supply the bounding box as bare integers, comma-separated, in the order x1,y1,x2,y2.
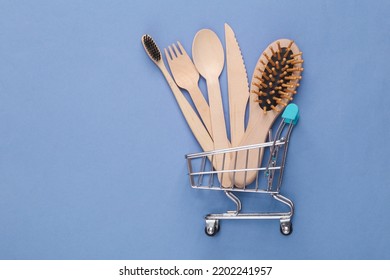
142,24,303,188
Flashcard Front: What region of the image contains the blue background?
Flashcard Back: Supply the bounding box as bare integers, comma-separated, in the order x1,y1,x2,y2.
1,0,389,259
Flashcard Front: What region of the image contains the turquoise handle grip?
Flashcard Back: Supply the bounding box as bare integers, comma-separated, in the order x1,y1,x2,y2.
282,103,299,125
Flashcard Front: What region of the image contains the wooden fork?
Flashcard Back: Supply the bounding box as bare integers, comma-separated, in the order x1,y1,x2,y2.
164,42,213,137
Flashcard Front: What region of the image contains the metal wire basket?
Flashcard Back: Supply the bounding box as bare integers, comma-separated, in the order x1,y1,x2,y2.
185,104,299,236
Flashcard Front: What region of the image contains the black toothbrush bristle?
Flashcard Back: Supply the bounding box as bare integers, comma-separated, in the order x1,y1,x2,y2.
142,34,161,61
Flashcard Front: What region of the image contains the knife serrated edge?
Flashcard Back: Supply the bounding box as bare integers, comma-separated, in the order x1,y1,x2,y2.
225,23,250,147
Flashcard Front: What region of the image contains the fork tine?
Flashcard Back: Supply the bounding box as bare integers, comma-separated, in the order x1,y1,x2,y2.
172,43,181,56
177,41,188,56
164,48,172,61
168,46,176,59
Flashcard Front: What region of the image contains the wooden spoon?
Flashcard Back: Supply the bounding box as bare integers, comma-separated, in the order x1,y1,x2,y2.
192,29,232,188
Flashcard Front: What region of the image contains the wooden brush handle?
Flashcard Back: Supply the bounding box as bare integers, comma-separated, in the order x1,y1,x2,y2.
230,113,275,188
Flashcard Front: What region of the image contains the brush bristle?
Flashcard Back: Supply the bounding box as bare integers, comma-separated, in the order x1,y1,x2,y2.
142,34,161,62
252,40,303,113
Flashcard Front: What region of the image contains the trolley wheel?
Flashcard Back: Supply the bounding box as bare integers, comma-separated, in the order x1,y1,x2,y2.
205,220,219,237
280,221,293,236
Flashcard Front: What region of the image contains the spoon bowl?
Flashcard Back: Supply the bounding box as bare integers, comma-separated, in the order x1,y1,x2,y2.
192,29,225,79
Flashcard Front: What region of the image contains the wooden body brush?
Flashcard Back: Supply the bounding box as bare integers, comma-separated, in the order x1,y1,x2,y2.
231,39,303,187
141,34,214,153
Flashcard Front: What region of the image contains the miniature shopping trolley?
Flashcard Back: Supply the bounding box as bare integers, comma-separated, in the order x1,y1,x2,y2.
185,104,300,236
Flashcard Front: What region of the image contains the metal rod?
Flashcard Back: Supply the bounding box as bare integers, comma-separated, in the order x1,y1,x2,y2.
186,140,285,159
206,212,291,220
224,191,242,214
189,166,281,176
197,156,206,187
277,122,294,192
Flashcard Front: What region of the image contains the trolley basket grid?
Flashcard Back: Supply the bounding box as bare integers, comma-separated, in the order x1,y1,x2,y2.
185,104,299,236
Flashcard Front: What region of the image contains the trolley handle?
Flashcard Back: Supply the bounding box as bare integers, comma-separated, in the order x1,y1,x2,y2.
282,103,299,125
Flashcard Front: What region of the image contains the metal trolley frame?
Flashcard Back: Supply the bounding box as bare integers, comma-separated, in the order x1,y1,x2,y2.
185,104,299,236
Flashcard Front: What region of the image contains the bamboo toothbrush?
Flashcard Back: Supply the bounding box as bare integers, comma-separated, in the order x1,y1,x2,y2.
141,34,214,153
231,39,303,188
